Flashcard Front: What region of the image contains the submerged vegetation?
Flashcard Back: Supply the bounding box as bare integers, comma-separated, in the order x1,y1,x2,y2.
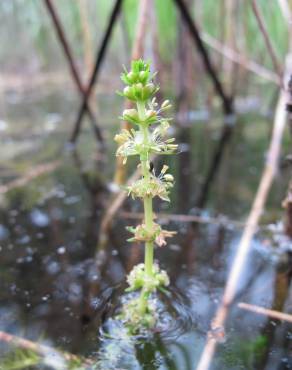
115,59,177,331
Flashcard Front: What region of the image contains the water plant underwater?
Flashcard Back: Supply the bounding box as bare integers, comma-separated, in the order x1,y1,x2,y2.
114,59,177,332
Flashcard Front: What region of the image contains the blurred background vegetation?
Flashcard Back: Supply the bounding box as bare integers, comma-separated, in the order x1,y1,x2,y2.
0,0,287,100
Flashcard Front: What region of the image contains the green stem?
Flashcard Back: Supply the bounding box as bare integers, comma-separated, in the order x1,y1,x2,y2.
137,101,154,278
144,198,154,276
136,101,155,315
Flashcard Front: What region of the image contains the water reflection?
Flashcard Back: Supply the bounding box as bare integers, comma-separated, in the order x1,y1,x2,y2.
0,87,291,369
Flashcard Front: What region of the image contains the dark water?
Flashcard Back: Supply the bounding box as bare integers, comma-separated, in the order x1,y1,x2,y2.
0,86,291,369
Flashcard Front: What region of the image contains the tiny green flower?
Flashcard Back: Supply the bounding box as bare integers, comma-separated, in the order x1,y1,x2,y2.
127,165,174,201
126,263,170,293
126,222,176,247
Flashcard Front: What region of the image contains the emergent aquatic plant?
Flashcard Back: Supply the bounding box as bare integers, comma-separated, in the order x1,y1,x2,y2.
115,59,177,331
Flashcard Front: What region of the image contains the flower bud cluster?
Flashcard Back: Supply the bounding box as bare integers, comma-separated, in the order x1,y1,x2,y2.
126,263,169,293
126,222,176,247
119,297,157,332
123,83,158,102
127,164,174,201
122,108,157,126
114,121,177,164
118,263,169,333
120,60,158,102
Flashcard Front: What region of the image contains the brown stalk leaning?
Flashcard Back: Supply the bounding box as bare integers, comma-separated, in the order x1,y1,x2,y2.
0,331,93,367
238,302,292,324
196,62,289,370
250,0,283,80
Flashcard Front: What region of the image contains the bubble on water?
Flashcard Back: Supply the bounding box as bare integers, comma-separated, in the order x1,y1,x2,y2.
47,261,60,275
169,244,181,252
57,246,66,255
69,283,82,302
179,143,190,152
42,295,50,301
111,249,118,256
90,274,99,281
0,119,8,131
30,209,50,227
91,297,102,309
36,232,44,239
17,235,30,245
0,224,9,240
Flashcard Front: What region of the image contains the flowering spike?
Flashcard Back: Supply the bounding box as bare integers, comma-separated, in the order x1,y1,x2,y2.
115,60,176,332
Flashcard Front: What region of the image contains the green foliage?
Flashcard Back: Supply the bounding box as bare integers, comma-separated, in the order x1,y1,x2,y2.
221,335,268,370
123,0,139,46
154,0,177,61
0,0,288,91
239,1,287,72
0,349,40,370
6,183,43,211
0,347,90,370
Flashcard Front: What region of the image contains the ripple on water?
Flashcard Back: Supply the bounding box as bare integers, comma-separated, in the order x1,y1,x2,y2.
88,283,196,368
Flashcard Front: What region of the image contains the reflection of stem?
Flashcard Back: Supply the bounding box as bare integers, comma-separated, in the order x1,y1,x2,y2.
139,289,149,314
